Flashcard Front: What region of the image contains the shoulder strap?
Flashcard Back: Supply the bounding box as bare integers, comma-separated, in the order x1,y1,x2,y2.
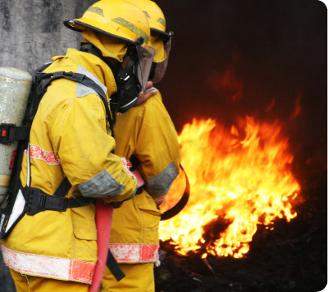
37,71,116,135
53,177,71,197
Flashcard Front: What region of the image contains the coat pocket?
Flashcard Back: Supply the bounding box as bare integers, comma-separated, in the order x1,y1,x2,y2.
135,192,161,243
71,205,97,240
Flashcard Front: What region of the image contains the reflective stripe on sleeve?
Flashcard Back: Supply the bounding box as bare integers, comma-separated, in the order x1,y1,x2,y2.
78,170,124,198
1,246,95,284
108,243,159,263
29,145,60,165
146,163,179,197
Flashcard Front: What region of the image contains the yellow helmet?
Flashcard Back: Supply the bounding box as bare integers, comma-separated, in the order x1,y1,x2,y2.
125,0,172,62
64,0,151,46
125,0,173,83
139,0,170,40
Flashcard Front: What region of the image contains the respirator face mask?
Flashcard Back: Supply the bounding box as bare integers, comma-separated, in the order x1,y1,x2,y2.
149,32,173,84
112,43,154,113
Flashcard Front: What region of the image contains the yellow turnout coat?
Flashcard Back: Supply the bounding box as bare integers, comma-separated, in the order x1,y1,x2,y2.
2,49,137,284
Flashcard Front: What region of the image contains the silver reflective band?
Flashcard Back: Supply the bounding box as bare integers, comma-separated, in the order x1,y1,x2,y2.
146,163,179,197
78,170,123,198
120,97,138,110
76,66,108,98
76,83,96,98
151,38,172,84
136,46,155,91
78,66,107,91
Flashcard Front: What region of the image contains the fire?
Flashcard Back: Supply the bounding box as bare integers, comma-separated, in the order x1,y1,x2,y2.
159,117,301,258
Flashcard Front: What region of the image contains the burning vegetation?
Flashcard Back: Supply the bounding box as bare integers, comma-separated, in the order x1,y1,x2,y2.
160,117,301,258
156,116,324,292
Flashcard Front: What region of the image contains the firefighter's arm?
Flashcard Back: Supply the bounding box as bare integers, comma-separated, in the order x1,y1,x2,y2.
135,93,180,199
49,94,137,203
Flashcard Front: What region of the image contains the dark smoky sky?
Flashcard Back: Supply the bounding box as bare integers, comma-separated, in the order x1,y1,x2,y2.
157,0,326,186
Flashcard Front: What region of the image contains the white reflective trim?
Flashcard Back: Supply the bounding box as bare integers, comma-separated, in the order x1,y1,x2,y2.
26,145,31,187
76,83,96,98
5,189,25,233
109,243,159,264
1,246,95,284
77,66,107,95
119,97,138,110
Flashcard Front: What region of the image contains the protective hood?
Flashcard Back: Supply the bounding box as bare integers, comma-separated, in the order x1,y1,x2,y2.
82,30,128,62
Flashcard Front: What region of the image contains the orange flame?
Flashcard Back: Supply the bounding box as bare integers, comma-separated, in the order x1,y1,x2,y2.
160,117,301,258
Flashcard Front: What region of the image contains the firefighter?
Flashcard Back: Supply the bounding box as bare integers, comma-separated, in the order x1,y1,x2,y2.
2,1,154,291
101,1,180,291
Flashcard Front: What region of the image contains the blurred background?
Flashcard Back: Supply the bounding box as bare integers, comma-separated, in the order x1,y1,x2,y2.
0,0,326,291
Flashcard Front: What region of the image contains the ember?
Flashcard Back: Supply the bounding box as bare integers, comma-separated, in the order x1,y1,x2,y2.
160,117,301,258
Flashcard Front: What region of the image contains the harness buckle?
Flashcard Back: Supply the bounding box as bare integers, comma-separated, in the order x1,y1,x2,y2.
0,123,16,144
26,187,70,215
26,188,47,216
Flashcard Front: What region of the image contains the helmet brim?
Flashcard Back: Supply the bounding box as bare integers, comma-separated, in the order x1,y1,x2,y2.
64,19,138,46
151,29,173,43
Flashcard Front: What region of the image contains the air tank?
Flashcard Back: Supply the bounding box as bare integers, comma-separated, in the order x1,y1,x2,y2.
0,67,32,202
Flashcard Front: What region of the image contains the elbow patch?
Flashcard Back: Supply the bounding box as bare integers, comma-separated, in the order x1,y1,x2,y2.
146,163,179,197
78,170,124,198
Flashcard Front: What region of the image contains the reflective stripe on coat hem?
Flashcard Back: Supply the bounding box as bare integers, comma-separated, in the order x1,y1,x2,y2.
109,243,159,263
1,246,95,284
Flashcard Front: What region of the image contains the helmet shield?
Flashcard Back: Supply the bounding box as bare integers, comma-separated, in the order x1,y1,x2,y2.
136,45,155,91
150,35,172,84
111,44,154,113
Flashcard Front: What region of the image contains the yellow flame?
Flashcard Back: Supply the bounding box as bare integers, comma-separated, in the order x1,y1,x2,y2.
159,117,300,258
